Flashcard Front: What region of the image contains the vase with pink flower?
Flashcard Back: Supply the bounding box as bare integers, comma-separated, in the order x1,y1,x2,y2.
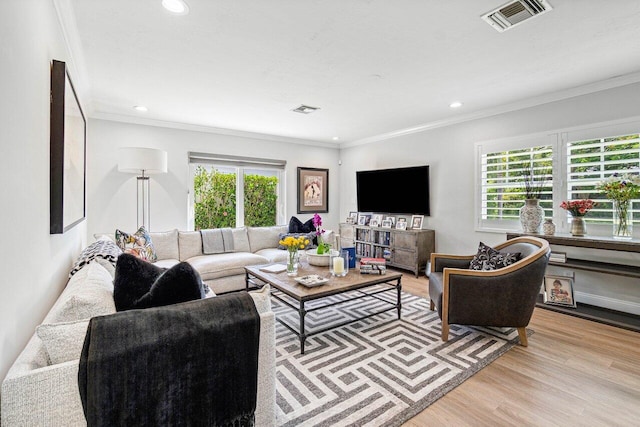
560,199,595,237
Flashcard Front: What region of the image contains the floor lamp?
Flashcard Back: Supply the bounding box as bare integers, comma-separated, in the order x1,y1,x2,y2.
118,147,168,230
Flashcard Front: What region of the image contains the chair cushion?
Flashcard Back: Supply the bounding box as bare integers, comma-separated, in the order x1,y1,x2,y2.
469,242,521,271
247,225,288,252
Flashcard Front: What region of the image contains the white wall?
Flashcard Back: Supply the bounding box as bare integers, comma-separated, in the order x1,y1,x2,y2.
0,0,87,381
86,119,341,238
339,82,640,314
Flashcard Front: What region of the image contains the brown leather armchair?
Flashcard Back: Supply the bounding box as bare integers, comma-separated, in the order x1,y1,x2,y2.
428,236,550,346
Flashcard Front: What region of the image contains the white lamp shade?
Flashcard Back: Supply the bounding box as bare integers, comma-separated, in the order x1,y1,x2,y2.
118,147,168,174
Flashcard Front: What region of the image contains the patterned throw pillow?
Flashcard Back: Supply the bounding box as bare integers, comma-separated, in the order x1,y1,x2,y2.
115,226,157,262
69,238,123,278
469,242,521,271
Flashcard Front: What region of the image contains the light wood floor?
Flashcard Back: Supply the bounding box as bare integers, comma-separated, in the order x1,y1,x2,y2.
397,270,640,427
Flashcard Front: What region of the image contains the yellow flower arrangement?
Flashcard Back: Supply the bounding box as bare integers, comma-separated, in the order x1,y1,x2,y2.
279,235,310,275
279,235,310,252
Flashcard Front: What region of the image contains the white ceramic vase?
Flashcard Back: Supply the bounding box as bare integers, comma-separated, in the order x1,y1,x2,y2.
519,199,544,234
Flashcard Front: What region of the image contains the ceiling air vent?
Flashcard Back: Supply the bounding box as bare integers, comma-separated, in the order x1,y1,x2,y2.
292,104,320,114
482,0,552,32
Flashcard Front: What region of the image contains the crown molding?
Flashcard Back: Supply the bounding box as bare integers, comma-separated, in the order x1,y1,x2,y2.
341,71,640,148
92,112,338,148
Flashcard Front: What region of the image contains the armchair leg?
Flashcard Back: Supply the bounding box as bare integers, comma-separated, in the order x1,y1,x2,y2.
517,327,528,347
430,299,434,311
441,322,449,342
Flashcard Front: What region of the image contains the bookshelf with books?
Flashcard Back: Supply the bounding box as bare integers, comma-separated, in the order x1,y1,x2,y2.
353,225,435,277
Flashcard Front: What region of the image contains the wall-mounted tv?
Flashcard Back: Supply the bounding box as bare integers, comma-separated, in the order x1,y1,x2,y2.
356,165,430,215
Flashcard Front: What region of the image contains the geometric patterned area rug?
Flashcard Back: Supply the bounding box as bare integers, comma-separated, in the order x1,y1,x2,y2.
273,289,529,426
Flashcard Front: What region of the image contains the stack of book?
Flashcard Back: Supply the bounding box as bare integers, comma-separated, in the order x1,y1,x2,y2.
549,252,567,263
360,257,387,275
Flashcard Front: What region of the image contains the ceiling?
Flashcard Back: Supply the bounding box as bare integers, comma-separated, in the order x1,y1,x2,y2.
60,0,640,146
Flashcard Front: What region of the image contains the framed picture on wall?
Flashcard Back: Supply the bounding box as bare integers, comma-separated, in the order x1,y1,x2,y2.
297,167,329,213
543,275,577,308
50,59,86,234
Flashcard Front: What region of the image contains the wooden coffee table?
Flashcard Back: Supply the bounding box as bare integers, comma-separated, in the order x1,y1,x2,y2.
245,264,402,354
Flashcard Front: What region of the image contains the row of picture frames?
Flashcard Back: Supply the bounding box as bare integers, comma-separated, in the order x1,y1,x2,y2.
543,275,577,308
346,212,424,230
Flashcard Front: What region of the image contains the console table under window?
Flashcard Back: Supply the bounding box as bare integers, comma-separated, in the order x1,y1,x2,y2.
506,232,640,332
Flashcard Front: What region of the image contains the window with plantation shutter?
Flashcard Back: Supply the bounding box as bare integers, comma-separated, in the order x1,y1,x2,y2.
479,145,553,230
567,133,640,225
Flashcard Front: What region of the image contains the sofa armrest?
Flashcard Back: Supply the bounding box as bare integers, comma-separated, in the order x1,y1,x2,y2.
1,360,86,426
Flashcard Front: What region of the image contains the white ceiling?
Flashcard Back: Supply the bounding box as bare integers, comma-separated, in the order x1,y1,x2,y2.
60,0,640,146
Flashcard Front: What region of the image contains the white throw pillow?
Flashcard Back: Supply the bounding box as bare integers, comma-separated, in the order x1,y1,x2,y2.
48,262,116,323
36,319,89,364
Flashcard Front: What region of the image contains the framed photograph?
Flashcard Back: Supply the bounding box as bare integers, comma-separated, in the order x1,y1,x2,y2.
385,216,396,226
396,217,407,230
346,211,358,223
370,219,379,227
381,219,392,228
543,275,577,308
50,60,86,234
358,213,371,225
372,214,384,225
297,167,328,213
411,215,424,230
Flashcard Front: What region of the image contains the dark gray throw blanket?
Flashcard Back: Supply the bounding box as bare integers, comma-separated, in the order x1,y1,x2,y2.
78,293,260,427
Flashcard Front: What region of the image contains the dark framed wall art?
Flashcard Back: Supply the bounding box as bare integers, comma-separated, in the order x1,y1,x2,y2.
50,59,86,234
297,167,329,213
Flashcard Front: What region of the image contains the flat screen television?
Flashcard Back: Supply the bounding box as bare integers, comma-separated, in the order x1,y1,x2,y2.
356,165,430,215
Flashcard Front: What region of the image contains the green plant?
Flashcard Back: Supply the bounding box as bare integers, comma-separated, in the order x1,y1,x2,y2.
193,167,279,230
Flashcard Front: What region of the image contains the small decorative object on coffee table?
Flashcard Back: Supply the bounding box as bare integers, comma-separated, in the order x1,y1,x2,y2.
330,250,349,277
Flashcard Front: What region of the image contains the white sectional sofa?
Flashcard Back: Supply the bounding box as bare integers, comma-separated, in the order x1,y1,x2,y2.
148,225,290,294
1,228,281,426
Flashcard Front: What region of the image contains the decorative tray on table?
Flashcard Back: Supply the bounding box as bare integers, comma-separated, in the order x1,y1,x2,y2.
294,275,329,287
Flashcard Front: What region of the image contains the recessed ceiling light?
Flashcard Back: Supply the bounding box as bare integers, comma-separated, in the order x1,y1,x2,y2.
162,0,189,15
332,136,340,141
449,101,463,108
133,105,148,112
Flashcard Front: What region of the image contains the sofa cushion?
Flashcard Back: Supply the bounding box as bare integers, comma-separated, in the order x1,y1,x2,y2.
135,262,205,309
469,242,521,271
69,237,122,278
36,319,89,364
179,231,203,261
115,226,157,262
288,216,316,233
114,253,204,311
149,229,179,261
232,227,251,253
114,253,165,311
247,225,288,253
47,262,116,324
188,252,270,281
254,248,288,264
